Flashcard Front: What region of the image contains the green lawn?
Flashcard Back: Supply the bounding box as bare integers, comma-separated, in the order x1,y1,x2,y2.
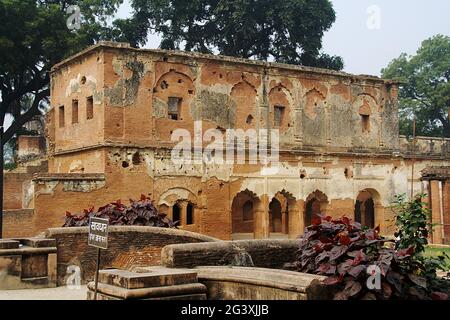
423,246,450,266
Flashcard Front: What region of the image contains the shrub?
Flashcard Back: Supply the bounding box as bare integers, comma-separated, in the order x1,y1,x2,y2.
62,194,177,228
295,213,449,300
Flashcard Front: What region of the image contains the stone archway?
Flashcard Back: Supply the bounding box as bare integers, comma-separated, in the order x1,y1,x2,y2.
231,190,260,240
269,190,298,239
355,189,381,228
269,198,282,233
304,190,328,227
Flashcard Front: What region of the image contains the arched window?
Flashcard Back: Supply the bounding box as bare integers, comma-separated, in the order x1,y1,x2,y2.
172,203,181,225
186,203,194,225
242,201,253,221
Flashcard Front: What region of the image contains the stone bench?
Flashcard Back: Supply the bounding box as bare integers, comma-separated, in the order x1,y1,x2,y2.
86,267,207,300
0,238,57,290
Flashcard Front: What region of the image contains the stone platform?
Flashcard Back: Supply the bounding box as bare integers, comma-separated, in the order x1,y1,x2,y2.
86,266,207,300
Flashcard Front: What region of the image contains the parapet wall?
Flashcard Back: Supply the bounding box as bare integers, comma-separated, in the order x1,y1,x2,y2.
44,226,219,286
161,239,300,269
399,135,450,157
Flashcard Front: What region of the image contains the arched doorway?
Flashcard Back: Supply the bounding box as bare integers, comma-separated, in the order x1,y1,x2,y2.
355,190,377,228
269,190,297,238
172,203,181,225
269,198,282,233
231,190,259,239
305,190,328,227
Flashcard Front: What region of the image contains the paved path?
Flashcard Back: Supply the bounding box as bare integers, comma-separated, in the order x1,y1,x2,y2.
0,286,87,300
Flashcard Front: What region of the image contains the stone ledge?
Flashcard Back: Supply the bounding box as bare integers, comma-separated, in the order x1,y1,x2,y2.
87,280,207,300
33,173,105,181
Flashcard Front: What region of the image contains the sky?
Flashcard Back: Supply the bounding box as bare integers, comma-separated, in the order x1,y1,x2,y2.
115,0,450,76
4,0,450,130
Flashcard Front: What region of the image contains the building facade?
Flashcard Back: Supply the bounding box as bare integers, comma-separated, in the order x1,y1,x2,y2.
3,42,450,243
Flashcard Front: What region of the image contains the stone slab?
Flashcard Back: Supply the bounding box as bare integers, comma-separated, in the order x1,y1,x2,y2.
98,266,199,289
86,281,207,300
0,240,20,250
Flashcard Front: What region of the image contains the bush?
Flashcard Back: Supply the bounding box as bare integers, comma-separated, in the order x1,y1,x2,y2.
295,213,449,300
62,194,177,228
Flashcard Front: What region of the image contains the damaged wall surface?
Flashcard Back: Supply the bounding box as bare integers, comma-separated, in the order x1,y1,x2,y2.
3,42,450,244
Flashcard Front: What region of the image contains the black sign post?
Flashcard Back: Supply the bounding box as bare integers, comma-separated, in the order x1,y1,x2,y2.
88,217,109,300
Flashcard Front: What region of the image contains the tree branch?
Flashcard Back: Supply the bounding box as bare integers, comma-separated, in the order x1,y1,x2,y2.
2,89,49,145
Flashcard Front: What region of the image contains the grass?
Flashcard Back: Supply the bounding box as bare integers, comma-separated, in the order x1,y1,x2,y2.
423,246,450,267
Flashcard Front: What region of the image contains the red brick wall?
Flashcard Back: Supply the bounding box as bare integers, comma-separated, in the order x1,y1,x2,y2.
44,226,219,286
3,172,32,209
3,209,35,238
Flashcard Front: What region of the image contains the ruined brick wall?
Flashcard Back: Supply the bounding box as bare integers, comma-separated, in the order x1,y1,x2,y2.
3,172,33,210
44,226,219,286
17,136,46,160
2,209,35,238
17,42,447,242
50,49,105,153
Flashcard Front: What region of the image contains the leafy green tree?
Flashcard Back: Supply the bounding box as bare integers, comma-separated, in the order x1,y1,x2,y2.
381,35,450,138
112,0,344,70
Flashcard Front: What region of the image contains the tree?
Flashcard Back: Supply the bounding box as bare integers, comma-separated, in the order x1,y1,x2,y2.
0,0,123,147
112,0,344,70
381,35,450,138
0,0,122,237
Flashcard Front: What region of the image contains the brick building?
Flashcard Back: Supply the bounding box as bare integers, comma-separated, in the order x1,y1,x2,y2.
3,42,450,243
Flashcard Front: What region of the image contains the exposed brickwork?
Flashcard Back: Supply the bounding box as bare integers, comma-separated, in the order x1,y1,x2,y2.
3,42,450,243
44,226,218,286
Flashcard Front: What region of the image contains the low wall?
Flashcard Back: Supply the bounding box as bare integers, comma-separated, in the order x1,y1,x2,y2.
195,266,329,300
161,239,299,269
0,238,57,290
45,226,219,286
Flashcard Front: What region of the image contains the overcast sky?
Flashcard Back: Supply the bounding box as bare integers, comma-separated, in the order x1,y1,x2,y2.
116,0,450,76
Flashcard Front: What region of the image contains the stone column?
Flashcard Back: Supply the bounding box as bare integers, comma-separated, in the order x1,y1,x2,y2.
430,180,444,244
374,204,385,234
287,200,304,239
254,195,269,239
281,209,287,234
179,202,188,227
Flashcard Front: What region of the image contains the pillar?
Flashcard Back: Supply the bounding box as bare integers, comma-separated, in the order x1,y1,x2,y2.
430,180,444,244
254,195,269,239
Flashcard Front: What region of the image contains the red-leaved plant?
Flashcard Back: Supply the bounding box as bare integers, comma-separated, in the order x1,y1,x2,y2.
62,194,177,228
295,215,449,300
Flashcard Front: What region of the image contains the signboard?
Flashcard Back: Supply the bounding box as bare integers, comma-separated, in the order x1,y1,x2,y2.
88,217,109,249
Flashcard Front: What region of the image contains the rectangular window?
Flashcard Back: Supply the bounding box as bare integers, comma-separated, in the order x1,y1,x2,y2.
168,97,182,120
59,105,65,128
274,105,285,127
361,115,370,132
86,96,94,120
72,100,79,124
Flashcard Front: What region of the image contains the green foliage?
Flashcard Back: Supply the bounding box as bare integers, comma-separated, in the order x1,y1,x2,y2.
3,162,17,170
381,35,450,138
295,215,449,300
113,0,344,70
0,0,123,145
392,194,449,289
392,194,431,254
